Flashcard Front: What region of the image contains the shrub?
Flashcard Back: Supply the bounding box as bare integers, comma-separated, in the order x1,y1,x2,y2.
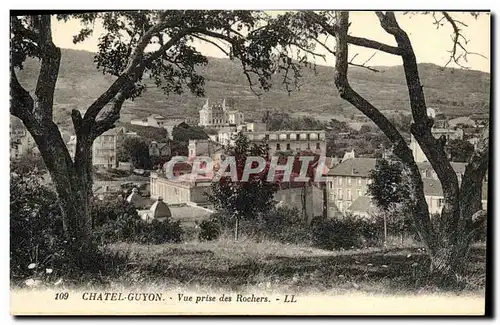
259,207,310,244
311,216,371,250
92,200,183,245
10,172,128,286
197,218,221,241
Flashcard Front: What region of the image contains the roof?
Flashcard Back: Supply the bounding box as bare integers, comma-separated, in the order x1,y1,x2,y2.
100,126,124,136
422,178,444,197
327,158,377,177
417,161,467,175
126,188,145,208
149,197,172,219
422,178,487,200
347,196,379,215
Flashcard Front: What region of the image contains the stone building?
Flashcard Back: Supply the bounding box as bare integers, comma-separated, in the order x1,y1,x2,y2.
198,98,244,128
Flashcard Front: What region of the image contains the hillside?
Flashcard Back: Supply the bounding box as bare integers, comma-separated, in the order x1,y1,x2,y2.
15,49,490,133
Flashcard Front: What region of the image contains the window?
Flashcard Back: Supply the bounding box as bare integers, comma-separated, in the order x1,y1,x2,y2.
357,178,362,186
329,182,333,190
347,177,351,185
347,189,352,201
316,143,320,150
276,143,281,150
337,189,343,199
357,189,362,197
438,198,445,207
286,143,291,150
338,177,343,185
307,143,310,149
337,201,343,211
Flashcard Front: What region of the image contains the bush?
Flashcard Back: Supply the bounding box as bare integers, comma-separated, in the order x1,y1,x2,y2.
311,216,378,250
10,172,129,286
197,218,221,241
259,207,310,244
93,202,184,245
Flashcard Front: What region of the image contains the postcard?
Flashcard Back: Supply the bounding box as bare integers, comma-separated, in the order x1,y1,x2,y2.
9,9,490,316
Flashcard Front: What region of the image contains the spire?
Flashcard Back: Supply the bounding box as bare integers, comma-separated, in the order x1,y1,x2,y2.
202,98,210,110
222,97,227,110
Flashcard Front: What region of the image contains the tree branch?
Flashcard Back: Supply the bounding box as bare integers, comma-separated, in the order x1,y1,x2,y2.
441,12,488,69
10,66,34,122
333,11,436,250
192,34,230,56
33,15,61,121
375,11,461,229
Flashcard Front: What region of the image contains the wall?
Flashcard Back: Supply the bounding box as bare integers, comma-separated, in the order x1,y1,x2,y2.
327,175,371,217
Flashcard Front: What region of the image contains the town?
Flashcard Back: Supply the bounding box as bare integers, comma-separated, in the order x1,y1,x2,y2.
10,98,488,227
9,11,490,314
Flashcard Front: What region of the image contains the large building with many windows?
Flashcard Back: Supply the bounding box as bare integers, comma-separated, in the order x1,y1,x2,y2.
67,127,126,169
198,98,245,128
326,157,487,218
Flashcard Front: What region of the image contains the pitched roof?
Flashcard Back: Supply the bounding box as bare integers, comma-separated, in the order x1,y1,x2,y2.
422,178,443,197
347,196,379,215
100,126,124,136
417,161,467,175
422,178,487,200
327,158,377,177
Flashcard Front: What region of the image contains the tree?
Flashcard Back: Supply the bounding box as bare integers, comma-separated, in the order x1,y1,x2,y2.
10,11,270,258
119,137,151,169
368,158,413,244
252,11,489,285
206,132,279,240
172,123,208,142
446,138,475,163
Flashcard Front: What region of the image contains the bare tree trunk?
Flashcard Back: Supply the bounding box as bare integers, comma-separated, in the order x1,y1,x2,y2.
26,119,94,261
326,11,489,287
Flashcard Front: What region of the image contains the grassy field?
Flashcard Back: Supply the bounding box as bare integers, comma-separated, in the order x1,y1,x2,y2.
101,239,486,295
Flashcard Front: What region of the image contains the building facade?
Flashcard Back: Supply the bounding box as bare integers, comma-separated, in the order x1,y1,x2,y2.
67,127,126,169
326,157,487,218
198,98,245,128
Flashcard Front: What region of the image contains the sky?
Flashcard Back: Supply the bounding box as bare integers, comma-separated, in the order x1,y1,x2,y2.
50,11,491,73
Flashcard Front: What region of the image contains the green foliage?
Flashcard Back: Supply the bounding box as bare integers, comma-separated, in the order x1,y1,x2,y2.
206,133,278,225
172,123,208,143
119,123,169,142
11,154,47,174
197,218,221,241
446,138,474,163
118,137,151,169
310,216,379,250
10,172,129,285
259,206,310,244
92,198,183,245
263,111,325,131
368,158,411,211
10,172,63,281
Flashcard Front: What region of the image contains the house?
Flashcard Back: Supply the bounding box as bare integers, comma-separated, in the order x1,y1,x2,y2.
410,128,463,163
326,158,377,216
150,166,324,222
10,117,36,159
188,139,225,165
149,141,171,158
67,127,126,169
327,157,488,218
150,172,214,207
198,98,245,128
346,196,380,218
448,116,477,129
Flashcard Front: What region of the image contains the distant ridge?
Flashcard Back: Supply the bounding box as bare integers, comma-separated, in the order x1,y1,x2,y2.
15,49,490,132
